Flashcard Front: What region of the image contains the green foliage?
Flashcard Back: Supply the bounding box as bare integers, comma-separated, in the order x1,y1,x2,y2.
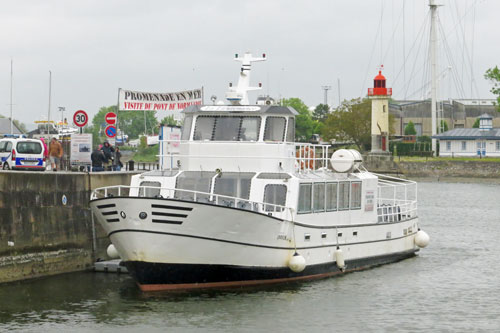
404,121,417,135
390,141,434,156
485,66,500,111
133,144,159,162
438,120,449,133
321,98,371,151
417,135,432,143
160,115,179,126
89,106,159,145
139,136,148,151
282,98,318,142
472,118,480,128
312,104,330,122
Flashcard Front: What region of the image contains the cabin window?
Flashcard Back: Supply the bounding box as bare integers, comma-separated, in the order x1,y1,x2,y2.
263,184,287,212
446,141,451,151
214,172,254,208
350,182,362,210
193,116,261,141
193,116,215,141
326,183,338,211
313,183,325,212
214,117,241,141
286,118,295,142
240,117,261,141
175,171,214,202
264,117,286,142
338,182,350,210
181,116,193,140
139,181,161,197
461,141,467,151
298,183,312,213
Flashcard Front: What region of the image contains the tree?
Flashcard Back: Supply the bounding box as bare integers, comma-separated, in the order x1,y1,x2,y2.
312,104,330,122
89,106,159,144
438,120,449,133
404,121,417,135
472,118,480,128
485,66,500,111
282,98,317,142
160,115,180,126
321,98,372,151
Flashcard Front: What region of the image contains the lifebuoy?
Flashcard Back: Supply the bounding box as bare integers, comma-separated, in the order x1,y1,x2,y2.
296,147,315,169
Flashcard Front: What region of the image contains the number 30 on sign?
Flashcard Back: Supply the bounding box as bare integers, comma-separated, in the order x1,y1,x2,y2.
73,110,88,127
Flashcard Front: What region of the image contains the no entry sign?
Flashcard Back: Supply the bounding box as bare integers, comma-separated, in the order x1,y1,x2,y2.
73,110,88,127
105,125,117,138
105,112,117,125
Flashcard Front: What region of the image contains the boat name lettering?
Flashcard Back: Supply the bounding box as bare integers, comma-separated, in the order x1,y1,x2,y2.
200,106,261,112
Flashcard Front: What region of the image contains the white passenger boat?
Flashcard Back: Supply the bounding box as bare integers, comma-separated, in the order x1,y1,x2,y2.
90,53,429,291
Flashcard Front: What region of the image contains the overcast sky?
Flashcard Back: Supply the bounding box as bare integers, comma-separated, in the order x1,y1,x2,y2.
1,0,499,129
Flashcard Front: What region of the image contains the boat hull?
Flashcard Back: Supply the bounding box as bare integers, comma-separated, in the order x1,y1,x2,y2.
90,196,420,291
126,249,417,291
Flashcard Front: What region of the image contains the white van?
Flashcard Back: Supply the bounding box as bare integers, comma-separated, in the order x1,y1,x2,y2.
0,138,46,171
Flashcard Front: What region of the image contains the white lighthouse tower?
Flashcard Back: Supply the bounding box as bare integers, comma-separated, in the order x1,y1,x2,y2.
368,69,392,154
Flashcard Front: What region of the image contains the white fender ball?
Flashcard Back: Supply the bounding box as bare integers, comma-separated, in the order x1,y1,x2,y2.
107,244,120,259
288,253,306,272
415,230,430,248
334,248,345,270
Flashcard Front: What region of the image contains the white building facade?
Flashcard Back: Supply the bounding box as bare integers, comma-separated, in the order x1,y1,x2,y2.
434,114,500,157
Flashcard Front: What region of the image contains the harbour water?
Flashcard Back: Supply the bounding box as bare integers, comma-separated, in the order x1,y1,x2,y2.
1,181,499,332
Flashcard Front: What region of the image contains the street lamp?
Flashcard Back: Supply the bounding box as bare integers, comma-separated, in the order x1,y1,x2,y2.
58,106,66,123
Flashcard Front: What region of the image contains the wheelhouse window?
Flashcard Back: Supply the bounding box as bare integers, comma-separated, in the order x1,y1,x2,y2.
139,181,161,197
264,117,286,142
193,116,261,141
298,183,312,213
181,115,193,140
214,172,255,208
263,184,287,212
286,118,295,142
338,182,350,210
313,183,325,212
326,183,338,211
350,182,362,210
175,171,214,202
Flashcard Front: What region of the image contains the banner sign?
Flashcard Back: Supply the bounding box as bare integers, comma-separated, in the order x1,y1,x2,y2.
119,88,202,111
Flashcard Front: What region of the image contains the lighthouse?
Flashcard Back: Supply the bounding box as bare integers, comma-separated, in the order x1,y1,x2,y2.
368,69,392,154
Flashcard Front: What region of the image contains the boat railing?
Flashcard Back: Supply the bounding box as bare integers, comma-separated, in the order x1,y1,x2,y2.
377,198,417,223
91,185,294,219
157,139,331,172
373,172,418,223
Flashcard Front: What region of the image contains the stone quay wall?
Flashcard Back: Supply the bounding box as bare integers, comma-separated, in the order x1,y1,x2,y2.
0,171,136,284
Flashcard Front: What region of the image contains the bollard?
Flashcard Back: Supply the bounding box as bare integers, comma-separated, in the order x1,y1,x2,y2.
128,160,135,171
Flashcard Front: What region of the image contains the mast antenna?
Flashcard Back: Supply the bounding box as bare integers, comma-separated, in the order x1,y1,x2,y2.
226,52,266,105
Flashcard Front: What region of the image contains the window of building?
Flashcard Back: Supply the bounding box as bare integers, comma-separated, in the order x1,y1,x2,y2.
461,141,467,151
298,183,312,213
263,184,287,212
139,181,161,197
446,141,451,151
338,182,350,211
326,183,338,211
181,116,193,140
496,141,500,151
175,171,214,202
313,183,325,212
286,118,295,142
264,117,286,142
350,182,362,210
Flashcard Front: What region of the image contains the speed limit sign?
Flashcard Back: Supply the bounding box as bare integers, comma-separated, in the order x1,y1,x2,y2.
73,110,88,127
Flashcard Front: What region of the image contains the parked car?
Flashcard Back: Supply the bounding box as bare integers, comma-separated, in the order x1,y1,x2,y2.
0,138,46,171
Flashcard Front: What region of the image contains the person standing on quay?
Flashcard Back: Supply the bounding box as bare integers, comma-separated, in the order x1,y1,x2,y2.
48,137,63,171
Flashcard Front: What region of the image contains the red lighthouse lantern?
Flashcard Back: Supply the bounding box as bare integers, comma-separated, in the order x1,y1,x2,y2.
368,70,392,96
